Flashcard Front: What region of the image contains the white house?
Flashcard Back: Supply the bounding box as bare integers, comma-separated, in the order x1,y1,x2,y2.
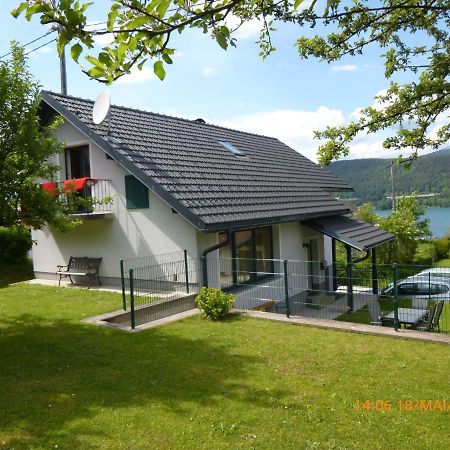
33,91,394,302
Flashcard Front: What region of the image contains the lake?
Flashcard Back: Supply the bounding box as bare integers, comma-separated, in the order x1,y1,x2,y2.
377,207,450,238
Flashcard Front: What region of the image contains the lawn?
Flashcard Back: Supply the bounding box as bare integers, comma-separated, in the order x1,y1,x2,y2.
0,283,449,449
434,258,450,268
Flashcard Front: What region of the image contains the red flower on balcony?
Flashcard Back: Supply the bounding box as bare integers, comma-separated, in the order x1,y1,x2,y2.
41,181,58,196
63,177,94,194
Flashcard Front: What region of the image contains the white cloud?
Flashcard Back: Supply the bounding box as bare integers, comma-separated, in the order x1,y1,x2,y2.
37,46,52,54
331,64,358,73
201,67,217,77
210,107,345,161
116,66,157,84
225,15,262,39
29,46,54,59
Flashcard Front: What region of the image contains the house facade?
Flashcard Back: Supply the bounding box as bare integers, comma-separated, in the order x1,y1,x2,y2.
33,92,394,297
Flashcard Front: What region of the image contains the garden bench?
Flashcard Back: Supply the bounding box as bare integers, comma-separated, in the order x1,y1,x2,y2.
56,256,102,288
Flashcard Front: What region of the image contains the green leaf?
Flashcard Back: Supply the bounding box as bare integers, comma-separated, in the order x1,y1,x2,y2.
24,4,47,21
156,0,171,17
10,3,28,18
107,7,119,32
162,53,173,65
57,32,72,55
127,16,149,29
128,37,138,53
70,43,83,62
153,60,166,80
117,43,127,62
86,55,107,69
87,66,105,78
215,31,228,50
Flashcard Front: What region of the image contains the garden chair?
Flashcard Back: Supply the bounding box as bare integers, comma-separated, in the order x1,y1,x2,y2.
416,303,437,332
430,301,444,332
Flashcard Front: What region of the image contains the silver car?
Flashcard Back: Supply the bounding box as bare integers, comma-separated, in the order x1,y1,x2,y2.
381,276,450,308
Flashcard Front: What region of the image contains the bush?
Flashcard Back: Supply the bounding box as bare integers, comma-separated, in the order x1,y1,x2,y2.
0,226,32,264
413,242,436,266
195,287,235,320
433,237,450,260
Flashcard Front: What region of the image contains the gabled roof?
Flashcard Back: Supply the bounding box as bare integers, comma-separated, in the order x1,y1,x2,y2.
304,214,395,251
40,91,353,232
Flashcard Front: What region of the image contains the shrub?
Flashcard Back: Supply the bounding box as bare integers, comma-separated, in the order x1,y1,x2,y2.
433,237,450,260
413,242,436,266
0,226,32,263
195,287,235,320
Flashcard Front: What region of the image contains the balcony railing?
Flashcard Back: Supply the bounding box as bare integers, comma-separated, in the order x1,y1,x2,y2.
60,178,115,216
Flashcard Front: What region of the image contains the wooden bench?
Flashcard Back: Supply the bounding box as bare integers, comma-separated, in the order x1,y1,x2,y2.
56,256,102,288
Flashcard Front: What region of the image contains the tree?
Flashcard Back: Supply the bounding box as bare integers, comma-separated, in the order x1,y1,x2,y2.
13,1,450,164
0,43,71,230
354,196,430,263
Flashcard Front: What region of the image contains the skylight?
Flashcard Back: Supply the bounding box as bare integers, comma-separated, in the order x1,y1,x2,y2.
218,140,244,156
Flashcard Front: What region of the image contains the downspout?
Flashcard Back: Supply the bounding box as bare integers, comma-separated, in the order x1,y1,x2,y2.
201,230,231,288
351,250,370,264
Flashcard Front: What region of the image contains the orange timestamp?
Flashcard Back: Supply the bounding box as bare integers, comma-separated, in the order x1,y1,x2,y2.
355,399,450,413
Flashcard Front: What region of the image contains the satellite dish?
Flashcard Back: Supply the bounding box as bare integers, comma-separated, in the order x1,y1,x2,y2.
92,91,111,125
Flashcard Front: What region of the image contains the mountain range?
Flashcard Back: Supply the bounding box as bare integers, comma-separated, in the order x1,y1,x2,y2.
328,148,450,209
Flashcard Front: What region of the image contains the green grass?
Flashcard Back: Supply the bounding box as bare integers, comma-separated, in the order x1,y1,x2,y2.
1,284,449,449
434,258,450,268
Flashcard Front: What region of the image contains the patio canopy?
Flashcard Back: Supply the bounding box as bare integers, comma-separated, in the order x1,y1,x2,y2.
303,214,395,251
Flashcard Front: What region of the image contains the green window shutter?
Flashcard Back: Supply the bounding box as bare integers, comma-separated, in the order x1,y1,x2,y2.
125,175,149,209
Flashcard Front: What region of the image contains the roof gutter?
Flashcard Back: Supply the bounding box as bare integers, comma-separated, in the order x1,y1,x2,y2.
201,230,231,287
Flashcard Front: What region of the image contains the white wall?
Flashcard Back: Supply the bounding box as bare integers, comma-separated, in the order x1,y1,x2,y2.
32,121,198,281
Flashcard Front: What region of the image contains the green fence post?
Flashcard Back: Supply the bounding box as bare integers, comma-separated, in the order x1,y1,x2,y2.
393,263,399,332
129,268,136,330
284,259,290,318
120,259,127,310
184,250,190,294
201,255,208,288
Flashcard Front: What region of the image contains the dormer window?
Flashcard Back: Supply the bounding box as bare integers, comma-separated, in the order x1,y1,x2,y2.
218,140,244,156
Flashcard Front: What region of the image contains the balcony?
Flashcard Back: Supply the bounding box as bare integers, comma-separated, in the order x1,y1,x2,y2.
41,178,115,220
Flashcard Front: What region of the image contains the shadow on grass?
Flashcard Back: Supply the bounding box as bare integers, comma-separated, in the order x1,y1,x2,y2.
0,314,286,448
0,259,34,288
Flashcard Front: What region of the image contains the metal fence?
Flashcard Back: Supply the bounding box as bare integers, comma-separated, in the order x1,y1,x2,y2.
122,253,449,333
128,257,200,327
120,250,187,310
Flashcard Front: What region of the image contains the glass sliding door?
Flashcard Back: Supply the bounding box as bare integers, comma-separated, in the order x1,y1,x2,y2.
218,227,273,289
235,230,254,283
255,227,272,275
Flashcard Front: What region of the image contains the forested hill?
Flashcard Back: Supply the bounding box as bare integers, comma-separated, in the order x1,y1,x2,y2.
328,148,450,209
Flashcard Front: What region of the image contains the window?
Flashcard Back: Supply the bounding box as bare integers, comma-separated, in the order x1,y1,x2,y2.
218,140,244,156
125,175,149,209
218,227,273,288
65,145,90,179
397,283,416,295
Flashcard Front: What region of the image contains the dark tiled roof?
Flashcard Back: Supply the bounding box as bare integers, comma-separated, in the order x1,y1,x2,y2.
41,91,352,231
304,214,395,251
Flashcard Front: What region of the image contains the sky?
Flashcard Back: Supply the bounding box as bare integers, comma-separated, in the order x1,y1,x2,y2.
0,1,435,163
